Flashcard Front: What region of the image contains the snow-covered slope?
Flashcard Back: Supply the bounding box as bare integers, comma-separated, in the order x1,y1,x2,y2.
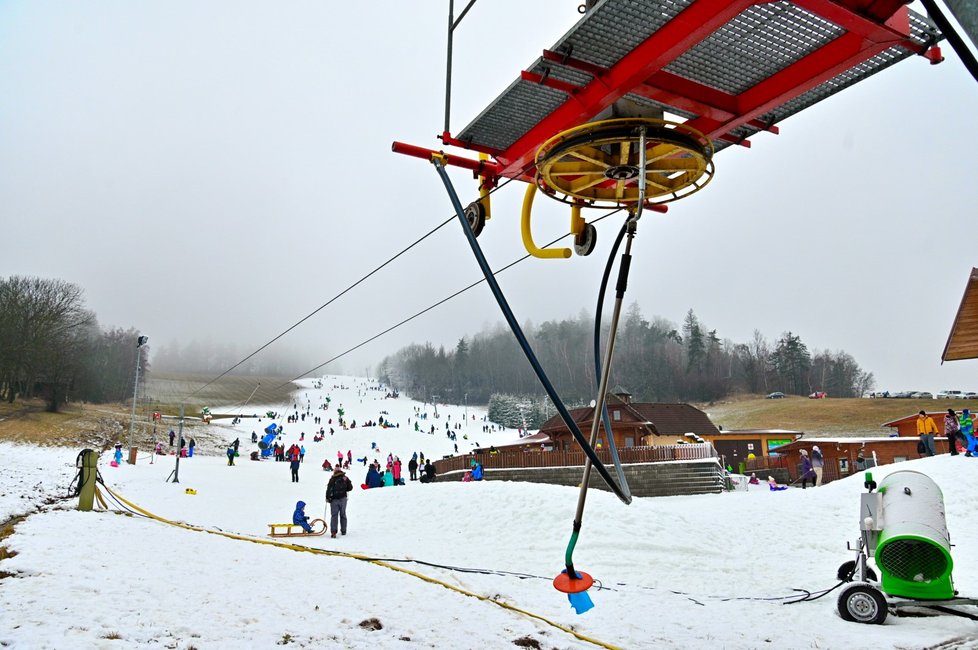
2,376,977,649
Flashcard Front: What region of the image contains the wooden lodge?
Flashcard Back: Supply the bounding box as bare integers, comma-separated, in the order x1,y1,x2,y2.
881,412,956,437
757,435,951,485
537,388,723,452
700,429,801,474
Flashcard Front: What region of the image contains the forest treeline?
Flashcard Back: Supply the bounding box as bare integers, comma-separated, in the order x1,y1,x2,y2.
377,305,875,406
0,276,148,411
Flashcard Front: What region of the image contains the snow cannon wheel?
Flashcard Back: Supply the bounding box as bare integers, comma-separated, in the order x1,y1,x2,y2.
836,560,878,582
554,570,594,593
837,583,888,624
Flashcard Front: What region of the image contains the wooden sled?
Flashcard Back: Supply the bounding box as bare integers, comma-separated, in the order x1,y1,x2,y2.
268,518,327,537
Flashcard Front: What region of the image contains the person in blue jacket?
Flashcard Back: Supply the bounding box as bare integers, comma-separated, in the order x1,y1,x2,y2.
365,465,383,488
470,459,484,481
293,500,313,533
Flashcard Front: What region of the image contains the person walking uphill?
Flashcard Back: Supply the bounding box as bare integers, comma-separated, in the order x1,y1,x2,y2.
917,410,939,457
290,448,301,483
325,467,353,538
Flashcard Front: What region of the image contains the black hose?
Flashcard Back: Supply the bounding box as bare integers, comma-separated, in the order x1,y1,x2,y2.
919,0,978,85
433,161,631,504
593,223,630,494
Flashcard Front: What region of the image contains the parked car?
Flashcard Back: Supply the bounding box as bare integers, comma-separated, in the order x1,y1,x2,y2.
966,392,978,399
911,391,934,399
937,390,964,399
809,391,828,399
766,392,785,399
892,391,913,398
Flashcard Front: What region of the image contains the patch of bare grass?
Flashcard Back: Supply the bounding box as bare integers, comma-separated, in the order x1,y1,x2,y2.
700,395,972,436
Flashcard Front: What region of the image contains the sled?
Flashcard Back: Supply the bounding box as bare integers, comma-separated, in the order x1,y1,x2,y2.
267,518,327,537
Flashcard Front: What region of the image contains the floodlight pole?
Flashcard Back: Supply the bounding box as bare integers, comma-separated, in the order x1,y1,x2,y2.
127,335,148,464
168,404,184,484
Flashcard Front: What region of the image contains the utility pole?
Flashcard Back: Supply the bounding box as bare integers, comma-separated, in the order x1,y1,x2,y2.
127,335,148,464
167,404,184,484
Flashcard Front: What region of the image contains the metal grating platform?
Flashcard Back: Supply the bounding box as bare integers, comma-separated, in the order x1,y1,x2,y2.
453,0,941,162
664,2,845,95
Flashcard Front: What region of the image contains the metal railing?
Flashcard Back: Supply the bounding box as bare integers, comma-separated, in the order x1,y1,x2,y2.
433,443,717,474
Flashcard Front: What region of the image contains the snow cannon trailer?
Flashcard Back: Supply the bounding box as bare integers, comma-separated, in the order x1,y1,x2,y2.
837,470,978,624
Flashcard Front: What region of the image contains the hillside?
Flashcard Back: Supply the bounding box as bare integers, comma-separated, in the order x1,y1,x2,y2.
698,395,970,437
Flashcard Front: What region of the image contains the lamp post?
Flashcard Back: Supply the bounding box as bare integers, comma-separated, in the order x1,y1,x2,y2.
127,335,148,464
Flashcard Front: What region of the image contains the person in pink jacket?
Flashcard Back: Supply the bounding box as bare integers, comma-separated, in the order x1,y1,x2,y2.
392,457,402,485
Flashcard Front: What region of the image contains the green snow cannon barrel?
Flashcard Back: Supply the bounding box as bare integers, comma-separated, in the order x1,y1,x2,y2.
875,470,954,600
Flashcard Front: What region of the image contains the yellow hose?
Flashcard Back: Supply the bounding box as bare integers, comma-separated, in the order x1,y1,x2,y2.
99,485,620,650
522,185,571,259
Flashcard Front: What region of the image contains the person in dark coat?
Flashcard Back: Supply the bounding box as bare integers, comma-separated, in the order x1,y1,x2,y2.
292,500,312,533
420,460,436,483
289,445,301,482
408,457,418,481
325,468,353,538
169,430,175,446
226,445,236,466
365,465,383,488
799,449,815,489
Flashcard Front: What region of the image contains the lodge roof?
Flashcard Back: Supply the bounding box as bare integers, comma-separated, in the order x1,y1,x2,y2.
708,428,803,436
774,436,912,450
881,412,949,428
943,268,978,362
539,397,717,438
538,394,655,435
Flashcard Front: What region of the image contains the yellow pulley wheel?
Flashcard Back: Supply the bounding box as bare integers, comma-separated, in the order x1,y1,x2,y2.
535,118,714,207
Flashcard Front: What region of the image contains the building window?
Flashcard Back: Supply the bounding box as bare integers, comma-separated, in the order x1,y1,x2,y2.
893,456,907,464
839,458,849,474
613,410,621,421
625,436,634,448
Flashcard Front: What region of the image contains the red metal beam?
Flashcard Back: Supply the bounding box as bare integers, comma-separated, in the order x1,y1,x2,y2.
687,30,893,142
493,0,756,178
792,0,916,48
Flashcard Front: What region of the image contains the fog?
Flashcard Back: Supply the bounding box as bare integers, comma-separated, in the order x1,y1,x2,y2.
2,1,977,393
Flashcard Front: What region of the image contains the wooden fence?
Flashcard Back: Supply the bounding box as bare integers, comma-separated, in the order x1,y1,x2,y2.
433,443,717,474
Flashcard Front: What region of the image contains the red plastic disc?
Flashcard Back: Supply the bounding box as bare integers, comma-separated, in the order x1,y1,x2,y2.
553,570,594,593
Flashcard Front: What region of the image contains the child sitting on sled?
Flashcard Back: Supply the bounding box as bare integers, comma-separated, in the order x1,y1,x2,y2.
292,501,313,533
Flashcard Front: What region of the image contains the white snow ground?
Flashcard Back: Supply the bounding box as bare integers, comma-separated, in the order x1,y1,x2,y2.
2,375,978,649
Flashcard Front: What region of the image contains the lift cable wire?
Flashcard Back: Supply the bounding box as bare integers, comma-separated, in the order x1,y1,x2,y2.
185,165,534,403
277,206,626,389
185,214,455,399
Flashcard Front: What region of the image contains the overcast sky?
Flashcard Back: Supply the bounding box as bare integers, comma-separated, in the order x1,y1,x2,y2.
2,1,977,393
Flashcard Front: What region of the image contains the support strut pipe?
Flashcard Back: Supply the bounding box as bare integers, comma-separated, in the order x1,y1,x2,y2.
392,141,501,177
521,184,572,259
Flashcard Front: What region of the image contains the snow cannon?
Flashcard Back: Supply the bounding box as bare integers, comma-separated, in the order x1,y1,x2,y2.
837,470,973,625
259,423,278,458
873,471,954,601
